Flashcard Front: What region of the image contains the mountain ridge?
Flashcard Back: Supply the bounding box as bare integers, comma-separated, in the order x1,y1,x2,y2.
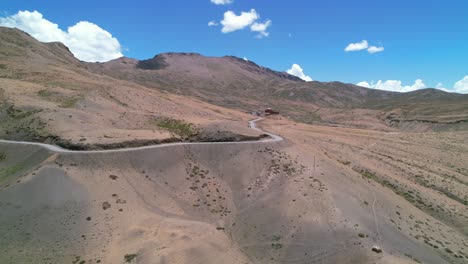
2,26,468,132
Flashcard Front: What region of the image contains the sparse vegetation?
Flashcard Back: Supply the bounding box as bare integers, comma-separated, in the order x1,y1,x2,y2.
124,253,137,263
0,152,6,162
59,97,79,108
152,117,196,138
272,235,282,241
37,89,54,98
270,235,283,250
102,202,111,210
45,81,82,90
338,160,351,166
405,253,422,263
271,243,283,250
72,256,85,264
108,94,128,107
360,170,376,180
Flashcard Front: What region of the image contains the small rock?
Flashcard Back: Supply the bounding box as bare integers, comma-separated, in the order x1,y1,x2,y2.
372,245,382,253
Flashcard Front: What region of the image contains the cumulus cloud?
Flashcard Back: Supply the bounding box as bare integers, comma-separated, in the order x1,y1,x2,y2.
345,40,369,52
243,57,248,61
367,46,384,54
0,10,123,62
287,64,313,82
211,0,233,5
208,20,218,26
345,40,384,54
357,79,427,92
221,9,259,33
454,76,468,94
250,20,271,38
218,9,272,38
357,75,468,94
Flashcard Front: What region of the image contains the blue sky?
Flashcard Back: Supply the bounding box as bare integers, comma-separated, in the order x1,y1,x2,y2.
1,0,468,93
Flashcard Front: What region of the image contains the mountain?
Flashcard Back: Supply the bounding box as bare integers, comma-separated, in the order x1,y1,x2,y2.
0,27,264,148
86,52,468,132
2,26,467,135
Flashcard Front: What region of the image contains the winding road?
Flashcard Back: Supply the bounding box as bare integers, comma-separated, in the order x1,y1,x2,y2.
0,117,283,154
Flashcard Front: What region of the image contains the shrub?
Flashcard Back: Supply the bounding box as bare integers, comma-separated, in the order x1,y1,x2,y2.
124,254,137,263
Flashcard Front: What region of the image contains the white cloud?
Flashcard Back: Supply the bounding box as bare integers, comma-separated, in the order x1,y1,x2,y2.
250,20,271,38
367,46,384,54
211,0,233,5
356,81,372,88
358,76,468,94
218,9,272,38
454,76,468,94
345,40,385,54
243,57,248,61
221,9,259,33
287,64,313,82
345,40,369,52
208,20,218,26
357,79,427,92
0,10,123,62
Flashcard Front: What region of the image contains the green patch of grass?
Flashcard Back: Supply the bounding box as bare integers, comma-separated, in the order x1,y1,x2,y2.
0,64,7,69
0,163,26,182
360,170,376,180
358,233,366,238
152,117,196,138
59,97,79,108
124,253,137,263
0,152,6,162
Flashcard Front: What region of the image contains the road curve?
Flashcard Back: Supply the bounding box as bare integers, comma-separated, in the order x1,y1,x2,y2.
0,117,283,154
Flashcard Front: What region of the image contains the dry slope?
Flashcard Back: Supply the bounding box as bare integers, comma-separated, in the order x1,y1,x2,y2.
1,117,467,263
